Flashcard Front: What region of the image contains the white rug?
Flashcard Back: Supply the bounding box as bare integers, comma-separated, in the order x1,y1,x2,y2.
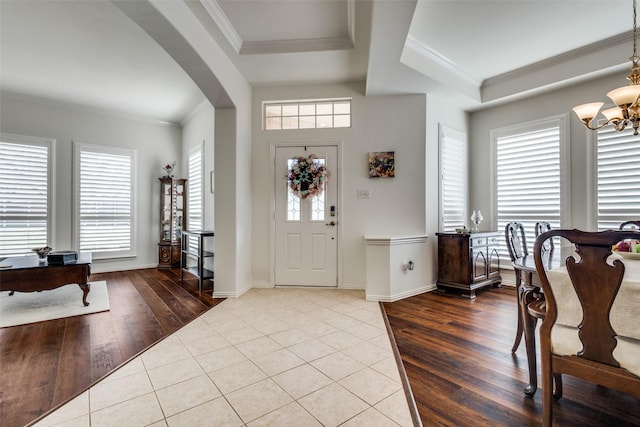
0,281,109,328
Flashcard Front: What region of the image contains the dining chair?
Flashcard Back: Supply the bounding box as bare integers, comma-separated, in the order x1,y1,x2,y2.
504,222,533,353
619,220,640,230
533,229,640,426
535,221,554,251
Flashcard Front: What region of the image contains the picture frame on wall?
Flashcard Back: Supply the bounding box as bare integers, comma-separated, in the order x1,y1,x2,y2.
368,151,395,178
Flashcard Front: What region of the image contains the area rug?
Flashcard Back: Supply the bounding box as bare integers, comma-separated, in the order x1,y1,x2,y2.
0,281,109,328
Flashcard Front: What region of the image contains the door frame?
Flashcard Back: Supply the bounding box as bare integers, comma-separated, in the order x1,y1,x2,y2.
269,141,343,287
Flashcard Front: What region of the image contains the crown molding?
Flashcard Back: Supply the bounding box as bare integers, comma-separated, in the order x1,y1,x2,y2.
200,0,242,54
201,0,355,55
404,35,482,87
483,32,630,88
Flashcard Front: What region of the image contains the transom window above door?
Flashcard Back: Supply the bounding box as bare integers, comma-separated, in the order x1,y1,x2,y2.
263,98,351,130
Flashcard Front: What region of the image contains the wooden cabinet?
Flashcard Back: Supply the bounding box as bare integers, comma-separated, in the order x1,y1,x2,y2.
180,230,214,293
158,177,187,268
436,231,502,298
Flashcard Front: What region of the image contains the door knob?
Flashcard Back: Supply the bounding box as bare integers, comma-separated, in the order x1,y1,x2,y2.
326,221,336,226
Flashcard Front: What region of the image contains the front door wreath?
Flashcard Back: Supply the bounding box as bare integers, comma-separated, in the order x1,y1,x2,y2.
287,154,328,199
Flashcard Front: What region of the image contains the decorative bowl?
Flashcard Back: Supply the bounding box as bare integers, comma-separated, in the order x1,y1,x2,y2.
32,246,52,260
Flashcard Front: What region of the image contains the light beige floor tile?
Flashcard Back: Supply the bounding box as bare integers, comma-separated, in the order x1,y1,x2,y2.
272,364,333,399
235,336,282,359
90,371,153,411
147,421,168,427
155,374,221,417
90,392,163,427
146,335,181,353
223,325,265,345
174,318,218,342
211,316,250,334
324,314,366,331
368,333,395,351
182,333,231,356
297,320,339,338
341,407,400,427
247,401,322,427
245,315,291,335
252,348,305,376
339,367,401,405
349,307,386,325
311,351,366,381
225,378,293,423
141,341,192,370
375,390,415,427
101,357,145,383
269,328,312,347
208,360,267,394
32,391,88,427
319,330,363,351
147,357,205,390
342,340,390,366
346,322,386,341
166,396,243,427
195,345,247,372
306,306,340,321
34,414,90,427
298,382,369,426
287,338,336,362
371,356,403,382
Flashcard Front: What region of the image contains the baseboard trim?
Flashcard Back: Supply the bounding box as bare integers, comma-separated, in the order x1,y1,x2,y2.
366,284,436,302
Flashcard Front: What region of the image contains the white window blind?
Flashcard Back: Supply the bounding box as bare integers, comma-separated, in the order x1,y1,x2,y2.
188,146,203,232
439,125,467,232
75,143,135,258
0,137,51,257
495,120,562,257
596,125,640,230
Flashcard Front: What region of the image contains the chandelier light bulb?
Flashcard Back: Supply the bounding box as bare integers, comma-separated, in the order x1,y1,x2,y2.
607,84,640,107
572,102,603,121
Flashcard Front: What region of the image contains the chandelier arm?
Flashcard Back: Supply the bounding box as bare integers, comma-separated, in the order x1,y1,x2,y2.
580,118,626,131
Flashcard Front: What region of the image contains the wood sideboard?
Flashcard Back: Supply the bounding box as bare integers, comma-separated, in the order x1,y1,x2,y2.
436,232,502,298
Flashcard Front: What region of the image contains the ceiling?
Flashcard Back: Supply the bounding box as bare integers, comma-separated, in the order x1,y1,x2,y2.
0,0,634,124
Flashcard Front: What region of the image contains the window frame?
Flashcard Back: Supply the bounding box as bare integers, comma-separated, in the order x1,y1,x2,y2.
263,98,352,130
73,141,137,260
490,114,571,257
0,133,55,257
188,143,203,232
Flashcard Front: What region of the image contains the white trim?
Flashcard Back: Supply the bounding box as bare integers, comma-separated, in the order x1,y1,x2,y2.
200,0,243,54
365,285,435,302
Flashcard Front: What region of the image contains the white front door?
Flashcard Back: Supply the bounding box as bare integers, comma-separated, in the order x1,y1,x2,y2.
274,145,338,287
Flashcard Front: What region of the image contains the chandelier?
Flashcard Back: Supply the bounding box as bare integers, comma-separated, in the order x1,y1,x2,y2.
573,0,640,135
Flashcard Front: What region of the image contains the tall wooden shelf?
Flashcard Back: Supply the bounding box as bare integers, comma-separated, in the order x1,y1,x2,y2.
158,177,187,268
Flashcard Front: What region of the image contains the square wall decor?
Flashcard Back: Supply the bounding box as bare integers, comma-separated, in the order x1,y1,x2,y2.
368,151,395,178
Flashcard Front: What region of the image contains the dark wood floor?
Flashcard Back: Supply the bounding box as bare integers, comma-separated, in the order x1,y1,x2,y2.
0,268,221,427
384,287,640,427
1,271,639,427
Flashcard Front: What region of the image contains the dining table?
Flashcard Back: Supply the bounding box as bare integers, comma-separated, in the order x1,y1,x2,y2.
512,247,640,396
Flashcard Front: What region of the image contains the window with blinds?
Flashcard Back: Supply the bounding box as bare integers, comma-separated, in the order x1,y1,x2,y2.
188,146,203,231
439,125,467,232
74,142,136,258
494,118,565,257
0,136,52,257
596,125,640,230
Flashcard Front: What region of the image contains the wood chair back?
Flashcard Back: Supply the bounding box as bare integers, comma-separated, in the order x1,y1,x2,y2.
533,229,640,426
505,222,528,262
619,220,640,230
535,221,554,252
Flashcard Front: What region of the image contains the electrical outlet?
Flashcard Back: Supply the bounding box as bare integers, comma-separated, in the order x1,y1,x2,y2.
357,189,371,199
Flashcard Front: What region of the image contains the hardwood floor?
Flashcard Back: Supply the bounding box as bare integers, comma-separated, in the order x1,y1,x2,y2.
384,287,640,427
0,268,222,427
1,271,638,426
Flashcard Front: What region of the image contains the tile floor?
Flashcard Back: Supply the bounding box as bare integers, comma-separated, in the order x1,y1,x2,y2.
33,288,415,427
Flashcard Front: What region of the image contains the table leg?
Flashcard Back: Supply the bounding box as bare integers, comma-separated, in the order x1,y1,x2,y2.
78,283,90,306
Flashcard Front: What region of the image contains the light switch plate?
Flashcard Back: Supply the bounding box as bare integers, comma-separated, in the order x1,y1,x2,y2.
357,189,371,199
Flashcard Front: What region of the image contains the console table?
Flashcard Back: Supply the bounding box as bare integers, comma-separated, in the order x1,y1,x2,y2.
0,253,92,306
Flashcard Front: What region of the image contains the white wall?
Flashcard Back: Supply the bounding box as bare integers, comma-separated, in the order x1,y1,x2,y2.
0,93,182,273
182,101,215,231
251,83,429,288
469,70,628,231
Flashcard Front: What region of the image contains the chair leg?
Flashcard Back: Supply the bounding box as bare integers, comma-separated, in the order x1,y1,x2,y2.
522,286,539,397
511,271,524,353
553,373,563,399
